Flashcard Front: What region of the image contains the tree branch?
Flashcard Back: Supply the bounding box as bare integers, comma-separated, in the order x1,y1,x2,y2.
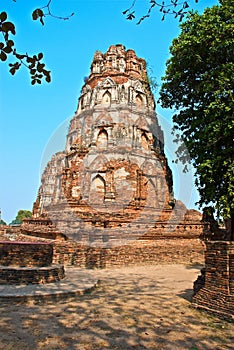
32,0,74,26
123,0,199,23
0,11,51,84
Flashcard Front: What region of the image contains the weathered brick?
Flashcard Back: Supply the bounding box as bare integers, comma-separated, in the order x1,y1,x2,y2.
193,241,234,321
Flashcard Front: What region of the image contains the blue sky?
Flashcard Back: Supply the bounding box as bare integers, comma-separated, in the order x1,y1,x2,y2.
0,0,218,223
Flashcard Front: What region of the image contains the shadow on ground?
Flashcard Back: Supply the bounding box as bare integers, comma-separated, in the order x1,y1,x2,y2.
0,265,233,350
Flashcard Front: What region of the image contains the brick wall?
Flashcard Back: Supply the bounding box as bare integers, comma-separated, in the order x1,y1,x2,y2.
0,241,65,284
53,237,205,268
193,241,234,321
0,265,65,284
0,241,53,267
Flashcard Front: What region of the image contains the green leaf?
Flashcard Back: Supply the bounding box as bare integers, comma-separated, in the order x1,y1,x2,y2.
15,53,26,60
26,56,35,65
36,9,44,17
45,74,51,83
0,51,7,61
32,10,38,21
9,67,16,75
9,62,21,75
37,63,45,72
3,45,12,54
32,9,44,25
0,11,7,22
7,40,14,47
38,52,43,60
2,22,16,35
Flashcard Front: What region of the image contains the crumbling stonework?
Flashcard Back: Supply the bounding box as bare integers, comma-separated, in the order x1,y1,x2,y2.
193,241,234,321
52,238,204,268
0,238,65,284
0,241,53,267
24,44,205,264
0,265,64,285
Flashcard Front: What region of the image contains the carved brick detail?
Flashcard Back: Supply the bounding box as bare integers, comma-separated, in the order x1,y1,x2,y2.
26,45,205,251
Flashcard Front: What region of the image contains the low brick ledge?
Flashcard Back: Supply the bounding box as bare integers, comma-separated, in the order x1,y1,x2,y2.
0,264,65,284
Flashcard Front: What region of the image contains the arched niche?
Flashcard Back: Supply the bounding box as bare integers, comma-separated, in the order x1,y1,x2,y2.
97,129,108,148
102,91,111,106
136,93,143,108
147,178,159,209
90,174,106,201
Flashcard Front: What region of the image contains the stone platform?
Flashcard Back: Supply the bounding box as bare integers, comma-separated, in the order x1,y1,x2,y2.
0,267,99,303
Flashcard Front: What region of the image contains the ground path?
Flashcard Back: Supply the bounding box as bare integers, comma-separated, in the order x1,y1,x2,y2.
0,264,233,350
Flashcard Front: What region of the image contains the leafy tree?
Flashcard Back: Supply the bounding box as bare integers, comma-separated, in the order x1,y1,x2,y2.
0,219,7,226
10,210,32,225
159,0,234,239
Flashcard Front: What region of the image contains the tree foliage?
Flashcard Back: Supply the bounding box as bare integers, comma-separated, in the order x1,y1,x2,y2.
0,219,7,226
159,1,234,226
10,210,32,225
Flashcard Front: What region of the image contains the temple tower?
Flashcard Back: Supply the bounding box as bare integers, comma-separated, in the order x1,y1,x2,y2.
31,45,199,246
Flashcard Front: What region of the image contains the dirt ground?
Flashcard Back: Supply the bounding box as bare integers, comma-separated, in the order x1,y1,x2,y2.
0,264,233,350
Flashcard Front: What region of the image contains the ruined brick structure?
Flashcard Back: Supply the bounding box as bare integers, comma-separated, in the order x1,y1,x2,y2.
0,240,65,284
193,241,234,321
24,45,205,264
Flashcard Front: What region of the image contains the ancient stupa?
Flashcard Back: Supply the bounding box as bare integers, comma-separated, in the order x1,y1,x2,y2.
23,45,204,262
